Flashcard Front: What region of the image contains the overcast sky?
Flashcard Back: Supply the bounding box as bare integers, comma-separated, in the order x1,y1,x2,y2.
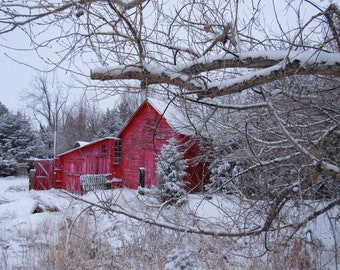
0,42,115,114
0,48,34,112
0,23,109,113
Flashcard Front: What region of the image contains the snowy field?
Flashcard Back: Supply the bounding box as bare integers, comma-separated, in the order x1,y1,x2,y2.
0,176,338,269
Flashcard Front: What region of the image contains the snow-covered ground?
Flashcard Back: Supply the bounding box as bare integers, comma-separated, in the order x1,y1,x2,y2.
0,176,338,269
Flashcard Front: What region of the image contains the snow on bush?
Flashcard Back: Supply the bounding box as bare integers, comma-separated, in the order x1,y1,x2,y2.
0,159,17,177
156,138,188,204
164,247,201,270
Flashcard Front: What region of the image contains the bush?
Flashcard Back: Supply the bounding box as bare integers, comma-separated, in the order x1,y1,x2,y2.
156,138,188,204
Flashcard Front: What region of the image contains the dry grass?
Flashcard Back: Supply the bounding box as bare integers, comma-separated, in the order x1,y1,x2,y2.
1,197,337,270
11,219,334,270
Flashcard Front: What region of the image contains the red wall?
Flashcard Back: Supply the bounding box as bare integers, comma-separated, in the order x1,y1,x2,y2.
57,138,120,192
181,138,210,191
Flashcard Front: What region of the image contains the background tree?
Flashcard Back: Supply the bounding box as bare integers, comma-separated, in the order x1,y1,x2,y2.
22,74,69,157
59,100,100,151
0,103,38,176
0,103,8,116
94,107,124,139
94,93,142,138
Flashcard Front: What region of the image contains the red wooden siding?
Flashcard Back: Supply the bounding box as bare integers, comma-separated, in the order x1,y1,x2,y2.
181,139,210,191
119,103,176,189
56,138,121,192
31,159,54,190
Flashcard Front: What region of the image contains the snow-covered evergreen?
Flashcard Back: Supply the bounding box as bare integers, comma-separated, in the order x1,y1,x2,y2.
0,103,38,176
164,248,201,270
207,149,232,192
156,137,188,204
94,108,124,138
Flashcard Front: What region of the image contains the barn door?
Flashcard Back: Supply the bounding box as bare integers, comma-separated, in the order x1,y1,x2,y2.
141,150,157,188
33,160,53,190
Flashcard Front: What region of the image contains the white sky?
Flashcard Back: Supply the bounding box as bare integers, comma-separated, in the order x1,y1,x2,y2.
0,48,34,112
0,26,114,113
0,43,116,114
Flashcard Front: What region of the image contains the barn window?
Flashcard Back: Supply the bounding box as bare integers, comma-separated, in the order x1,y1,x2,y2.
114,140,122,164
102,144,108,154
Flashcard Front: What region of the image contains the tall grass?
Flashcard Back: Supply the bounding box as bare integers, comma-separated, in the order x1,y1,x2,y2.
1,200,337,269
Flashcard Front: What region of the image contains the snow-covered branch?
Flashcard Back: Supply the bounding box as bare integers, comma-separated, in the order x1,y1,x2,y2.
90,65,202,91
266,102,340,173
91,51,340,97
64,191,264,237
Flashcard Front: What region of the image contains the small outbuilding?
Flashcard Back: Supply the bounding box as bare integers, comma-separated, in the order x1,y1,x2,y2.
31,137,122,192
31,98,208,192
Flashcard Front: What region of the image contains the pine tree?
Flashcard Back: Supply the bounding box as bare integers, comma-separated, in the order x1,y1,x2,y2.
156,137,188,204
95,108,124,138
0,109,38,176
0,102,8,116
164,248,201,270
206,146,233,192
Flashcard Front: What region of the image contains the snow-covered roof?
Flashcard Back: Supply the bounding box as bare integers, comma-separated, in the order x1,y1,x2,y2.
74,141,90,148
58,137,120,157
146,98,194,136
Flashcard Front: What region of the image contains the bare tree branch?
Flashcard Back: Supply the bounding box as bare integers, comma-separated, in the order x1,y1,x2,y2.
91,51,340,97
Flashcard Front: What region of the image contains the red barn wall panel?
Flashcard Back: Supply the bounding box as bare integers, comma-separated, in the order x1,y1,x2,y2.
57,138,121,192
119,102,197,190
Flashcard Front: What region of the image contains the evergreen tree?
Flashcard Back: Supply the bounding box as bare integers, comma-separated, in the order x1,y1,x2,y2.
206,143,239,193
0,109,38,176
156,138,188,204
207,149,232,192
0,102,8,116
164,248,201,270
94,98,137,140
95,108,124,138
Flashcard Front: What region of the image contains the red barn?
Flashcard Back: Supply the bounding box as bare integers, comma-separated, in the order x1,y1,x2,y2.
31,98,208,192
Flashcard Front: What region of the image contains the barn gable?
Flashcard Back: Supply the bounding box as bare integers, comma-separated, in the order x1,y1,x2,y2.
117,98,195,138
143,98,195,136
118,98,207,191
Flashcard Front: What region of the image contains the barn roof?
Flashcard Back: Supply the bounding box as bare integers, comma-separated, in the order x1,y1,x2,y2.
117,98,195,137
148,98,195,135
58,137,120,157
74,141,90,148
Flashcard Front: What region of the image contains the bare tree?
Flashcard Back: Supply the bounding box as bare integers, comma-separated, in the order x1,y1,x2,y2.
60,100,105,151
22,74,69,157
1,0,339,258
1,1,338,91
